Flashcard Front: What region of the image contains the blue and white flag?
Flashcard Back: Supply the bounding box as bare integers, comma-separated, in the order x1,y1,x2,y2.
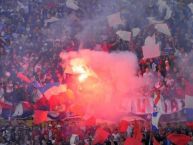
152,91,163,131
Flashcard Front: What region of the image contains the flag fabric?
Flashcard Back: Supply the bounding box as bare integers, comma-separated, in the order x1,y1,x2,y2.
66,0,79,10
49,93,67,112
119,120,129,133
147,17,163,24
186,122,193,129
38,83,67,100
12,102,33,118
34,96,50,111
164,7,172,20
33,110,48,124
124,137,141,145
142,35,160,59
185,80,193,109
39,82,60,93
70,134,79,145
0,100,12,109
17,1,29,13
107,12,124,27
152,112,161,131
93,128,109,145
116,31,131,41
85,116,96,127
153,137,160,145
44,17,59,26
188,3,193,13
155,23,171,36
133,120,142,141
1,108,13,120
152,91,162,131
167,133,191,145
17,72,31,83
132,28,140,37
47,111,66,120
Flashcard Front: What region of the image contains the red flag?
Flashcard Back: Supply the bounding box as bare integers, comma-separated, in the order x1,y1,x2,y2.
49,93,67,111
0,101,12,109
167,133,191,145
119,120,129,133
34,96,49,110
186,122,193,129
124,137,141,145
85,116,96,127
133,121,142,141
22,101,33,110
153,137,160,145
93,128,109,145
17,72,31,83
33,110,48,124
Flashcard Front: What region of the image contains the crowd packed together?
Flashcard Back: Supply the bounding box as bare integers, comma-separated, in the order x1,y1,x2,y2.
1,0,193,144
0,120,193,145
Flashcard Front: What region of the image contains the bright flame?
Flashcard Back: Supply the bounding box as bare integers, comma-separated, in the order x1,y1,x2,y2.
78,73,88,82
70,58,90,82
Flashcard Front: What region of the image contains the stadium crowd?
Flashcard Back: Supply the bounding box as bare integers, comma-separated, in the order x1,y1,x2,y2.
0,119,193,145
0,0,193,144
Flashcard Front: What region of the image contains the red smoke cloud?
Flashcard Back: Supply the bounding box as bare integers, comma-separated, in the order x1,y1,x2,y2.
60,50,145,121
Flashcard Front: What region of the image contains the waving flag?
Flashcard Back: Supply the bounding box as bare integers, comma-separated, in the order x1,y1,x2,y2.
152,91,163,131
119,120,129,133
188,3,193,13
17,72,31,83
152,112,161,131
116,31,131,41
34,110,48,124
124,138,141,145
66,0,79,10
167,133,191,145
44,17,59,26
0,100,13,119
0,100,12,109
155,23,171,36
85,116,96,127
38,83,67,100
142,35,161,59
93,128,109,145
12,102,33,118
153,137,160,145
107,12,124,27
34,96,50,111
184,80,193,122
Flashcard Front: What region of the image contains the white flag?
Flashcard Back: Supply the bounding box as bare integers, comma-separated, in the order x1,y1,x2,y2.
147,17,163,24
116,30,131,41
132,28,140,37
12,103,23,117
188,3,193,13
107,12,124,27
164,7,172,20
66,0,79,10
44,17,59,26
142,35,161,59
155,23,171,36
